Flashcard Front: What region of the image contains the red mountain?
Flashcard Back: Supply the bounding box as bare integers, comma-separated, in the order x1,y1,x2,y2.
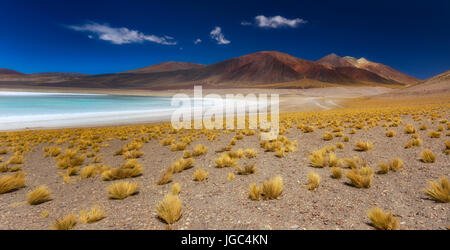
122,61,205,74
0,68,24,75
317,54,419,85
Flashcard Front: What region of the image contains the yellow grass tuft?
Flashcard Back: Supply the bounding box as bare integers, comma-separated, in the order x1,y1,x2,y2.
157,168,173,185
262,176,283,200
322,132,333,141
79,205,105,223
192,144,208,156
424,176,449,203
27,185,51,205
227,172,235,181
404,124,416,134
307,172,321,190
367,207,399,230
346,167,373,188
421,149,436,163
405,138,422,148
215,154,237,168
107,181,139,199
354,141,373,151
385,130,396,137
429,130,441,138
244,148,258,158
389,158,403,171
249,183,263,201
235,163,257,175
193,169,208,182
171,182,181,195
41,210,49,218
66,166,79,176
377,162,389,174
172,157,194,173
101,163,142,181
330,167,342,179
156,194,182,224
52,214,77,230
0,172,26,194
336,142,344,149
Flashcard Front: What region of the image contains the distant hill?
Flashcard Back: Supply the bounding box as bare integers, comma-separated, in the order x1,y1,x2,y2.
0,68,24,75
0,51,420,90
122,61,205,74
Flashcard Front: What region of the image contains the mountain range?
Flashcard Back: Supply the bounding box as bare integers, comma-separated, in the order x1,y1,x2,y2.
0,51,422,89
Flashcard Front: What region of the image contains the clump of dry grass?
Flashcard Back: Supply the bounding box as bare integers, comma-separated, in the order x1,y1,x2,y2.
342,156,360,169
41,210,49,218
157,168,173,185
419,124,428,130
66,166,79,176
307,172,321,190
0,172,26,194
404,124,416,134
262,176,283,200
244,148,258,158
79,205,105,223
354,141,373,151
235,163,256,175
172,157,194,173
429,130,441,138
336,142,344,149
101,162,143,181
171,183,181,195
421,149,436,163
156,194,182,224
183,150,192,158
367,207,399,230
56,149,85,169
249,183,263,201
215,154,237,168
227,172,235,181
192,144,208,156
193,169,208,182
445,140,450,155
43,146,62,157
80,164,109,179
108,181,139,199
52,214,77,230
343,136,350,142
377,162,389,174
27,185,51,205
405,138,422,148
322,132,333,141
346,167,373,188
389,158,403,171
424,176,449,203
385,130,396,137
330,167,342,179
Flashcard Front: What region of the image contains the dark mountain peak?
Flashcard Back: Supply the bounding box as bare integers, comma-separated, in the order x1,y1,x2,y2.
0,68,24,75
123,61,206,74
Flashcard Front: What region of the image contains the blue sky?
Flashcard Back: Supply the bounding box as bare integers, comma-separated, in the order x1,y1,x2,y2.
1,0,449,79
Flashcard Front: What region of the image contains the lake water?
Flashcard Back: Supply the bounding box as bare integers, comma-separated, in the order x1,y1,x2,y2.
0,91,204,130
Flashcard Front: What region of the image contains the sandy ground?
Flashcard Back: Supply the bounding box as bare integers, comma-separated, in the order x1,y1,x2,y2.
0,114,448,230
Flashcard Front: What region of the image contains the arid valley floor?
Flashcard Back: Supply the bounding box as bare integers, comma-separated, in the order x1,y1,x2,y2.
0,88,449,230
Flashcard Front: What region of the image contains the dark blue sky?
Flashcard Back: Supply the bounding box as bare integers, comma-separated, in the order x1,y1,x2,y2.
1,0,449,79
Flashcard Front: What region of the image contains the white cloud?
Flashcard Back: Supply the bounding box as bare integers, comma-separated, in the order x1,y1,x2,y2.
254,15,307,28
210,26,230,45
194,38,202,44
240,21,252,26
67,22,177,45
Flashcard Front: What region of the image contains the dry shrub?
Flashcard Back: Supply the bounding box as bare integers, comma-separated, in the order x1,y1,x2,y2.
346,167,373,188
262,176,283,200
342,156,360,169
405,138,422,148
215,154,237,168
108,181,139,199
404,124,416,134
244,148,258,158
156,194,182,224
193,169,208,182
172,157,194,173
235,163,257,175
227,172,235,181
385,130,396,137
330,167,342,179
183,150,192,158
27,185,51,205
123,150,143,159
192,144,208,156
323,132,333,141
389,158,403,171
307,172,321,190
171,183,181,195
421,149,436,163
101,162,142,181
377,162,389,174
354,141,373,151
0,172,26,194
424,176,449,203
336,142,344,149
52,214,77,230
157,168,173,185
66,166,79,176
429,130,441,138
79,205,105,223
81,164,109,179
249,183,263,201
367,207,399,230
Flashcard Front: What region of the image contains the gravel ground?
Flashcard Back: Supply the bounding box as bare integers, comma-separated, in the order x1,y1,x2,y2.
0,115,448,230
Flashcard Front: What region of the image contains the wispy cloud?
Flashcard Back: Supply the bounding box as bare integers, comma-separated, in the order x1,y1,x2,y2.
194,38,202,44
245,15,307,28
67,22,177,45
210,26,230,45
240,21,252,26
